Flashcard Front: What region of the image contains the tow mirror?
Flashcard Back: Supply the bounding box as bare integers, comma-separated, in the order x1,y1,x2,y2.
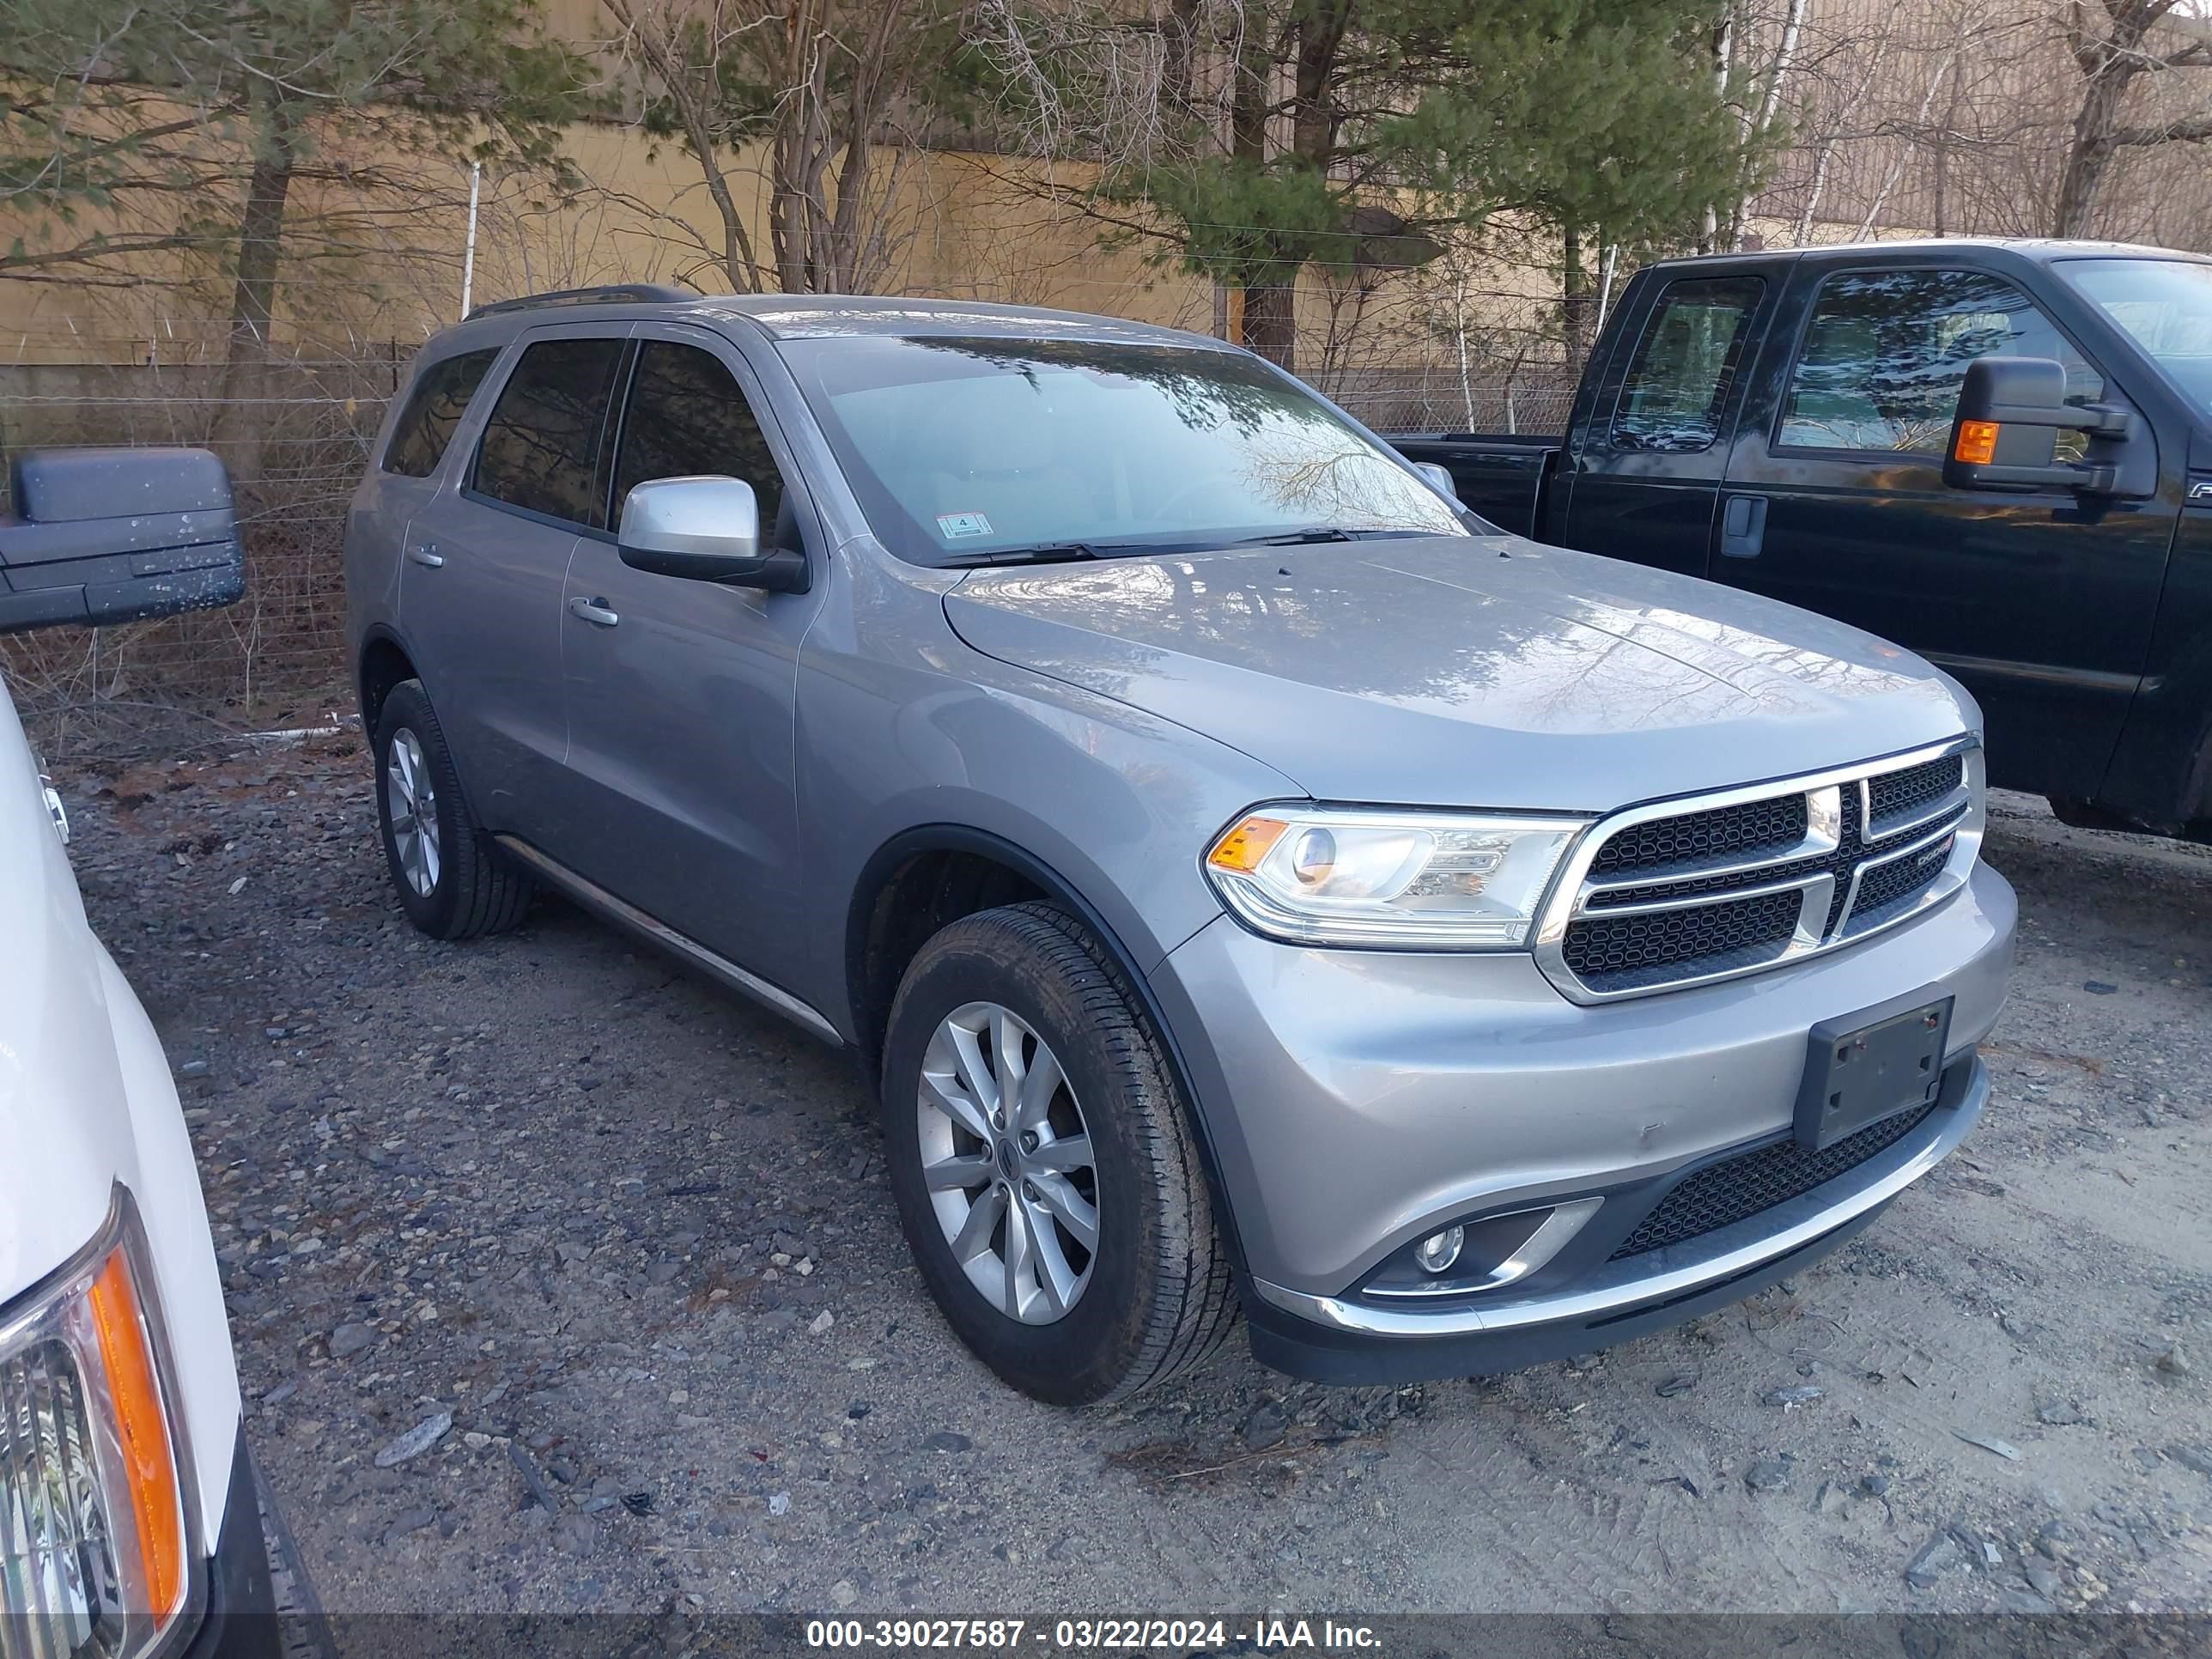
0,447,244,635
1942,356,2136,495
617,475,809,593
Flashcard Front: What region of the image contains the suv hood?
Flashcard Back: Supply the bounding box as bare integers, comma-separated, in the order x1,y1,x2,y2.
945,535,1975,812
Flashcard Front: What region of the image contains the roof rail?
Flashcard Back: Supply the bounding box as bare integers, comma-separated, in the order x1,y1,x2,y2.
466,283,691,319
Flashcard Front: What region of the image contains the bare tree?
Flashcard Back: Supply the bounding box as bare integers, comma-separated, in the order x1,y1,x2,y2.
2051,0,2212,238
600,0,953,295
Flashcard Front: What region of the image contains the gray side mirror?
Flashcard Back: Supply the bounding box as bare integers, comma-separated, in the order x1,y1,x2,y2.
1413,460,1462,505
617,475,808,592
0,447,244,635
1942,355,2137,495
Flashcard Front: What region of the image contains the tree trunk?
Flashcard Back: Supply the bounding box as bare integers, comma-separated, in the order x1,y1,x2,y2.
1698,11,1735,253
2051,1,2162,240
212,96,296,486
1243,282,1297,368
1560,223,1590,371
1226,24,1291,367
2052,66,2131,238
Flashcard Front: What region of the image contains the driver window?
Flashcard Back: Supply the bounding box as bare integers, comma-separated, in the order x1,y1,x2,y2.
1778,269,2105,456
613,342,793,544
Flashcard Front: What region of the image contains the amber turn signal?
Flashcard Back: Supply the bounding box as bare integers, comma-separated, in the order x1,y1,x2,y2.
1206,815,1289,873
90,1250,186,1622
1953,419,2000,466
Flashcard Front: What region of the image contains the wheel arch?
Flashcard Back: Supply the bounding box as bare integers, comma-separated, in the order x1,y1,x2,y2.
844,823,1251,1278
356,624,422,735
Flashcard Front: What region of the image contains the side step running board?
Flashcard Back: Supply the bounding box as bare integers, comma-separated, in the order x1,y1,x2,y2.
495,836,843,1047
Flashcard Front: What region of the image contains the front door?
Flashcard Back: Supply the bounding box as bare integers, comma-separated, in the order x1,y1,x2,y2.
550,326,827,977
398,327,627,827
1713,263,2176,797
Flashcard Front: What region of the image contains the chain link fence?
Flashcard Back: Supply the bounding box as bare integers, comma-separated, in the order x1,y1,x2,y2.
3,349,395,754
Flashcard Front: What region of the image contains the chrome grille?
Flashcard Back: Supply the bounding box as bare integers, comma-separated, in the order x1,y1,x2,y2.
1536,742,1981,1002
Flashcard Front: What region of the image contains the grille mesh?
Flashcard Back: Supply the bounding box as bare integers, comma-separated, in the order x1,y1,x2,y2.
1869,755,1965,831
1608,1104,1936,1261
1853,834,1956,920
1588,793,1808,878
1562,890,1802,983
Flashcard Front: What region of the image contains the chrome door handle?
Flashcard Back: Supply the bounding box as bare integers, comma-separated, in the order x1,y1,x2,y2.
407,544,444,568
567,596,620,627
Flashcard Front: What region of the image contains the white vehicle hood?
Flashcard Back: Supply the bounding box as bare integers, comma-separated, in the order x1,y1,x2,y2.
0,692,126,1304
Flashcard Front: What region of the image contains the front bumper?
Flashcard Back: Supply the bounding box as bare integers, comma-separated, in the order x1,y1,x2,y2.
1152,861,2016,1379
181,1425,282,1659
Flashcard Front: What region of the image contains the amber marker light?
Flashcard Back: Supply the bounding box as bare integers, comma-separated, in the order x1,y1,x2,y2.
1953,419,2000,466
89,1249,187,1623
1206,814,1290,873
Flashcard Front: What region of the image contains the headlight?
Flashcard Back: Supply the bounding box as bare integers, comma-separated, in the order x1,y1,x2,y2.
1204,804,1589,948
2,1192,198,1659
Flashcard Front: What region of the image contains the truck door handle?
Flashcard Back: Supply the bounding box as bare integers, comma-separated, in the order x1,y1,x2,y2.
1720,494,1768,558
407,543,444,568
567,596,620,627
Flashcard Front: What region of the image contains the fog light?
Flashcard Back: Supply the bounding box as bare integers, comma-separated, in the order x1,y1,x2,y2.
1413,1226,1464,1274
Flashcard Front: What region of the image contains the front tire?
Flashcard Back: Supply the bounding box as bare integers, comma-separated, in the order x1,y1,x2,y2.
880,903,1237,1405
372,679,533,939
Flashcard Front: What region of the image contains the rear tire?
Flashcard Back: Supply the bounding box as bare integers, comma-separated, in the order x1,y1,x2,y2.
880,903,1237,1405
372,679,534,939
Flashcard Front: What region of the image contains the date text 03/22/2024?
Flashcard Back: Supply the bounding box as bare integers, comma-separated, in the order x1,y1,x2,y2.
805,1619,1384,1650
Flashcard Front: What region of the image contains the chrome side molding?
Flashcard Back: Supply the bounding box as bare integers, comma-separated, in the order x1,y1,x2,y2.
495,836,843,1046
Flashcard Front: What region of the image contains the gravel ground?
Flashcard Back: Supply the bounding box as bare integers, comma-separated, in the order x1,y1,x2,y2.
51,734,2212,1617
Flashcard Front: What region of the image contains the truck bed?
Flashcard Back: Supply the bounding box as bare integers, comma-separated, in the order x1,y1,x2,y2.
1388,433,1559,539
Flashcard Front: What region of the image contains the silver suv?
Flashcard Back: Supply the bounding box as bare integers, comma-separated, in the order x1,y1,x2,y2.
343,287,2016,1404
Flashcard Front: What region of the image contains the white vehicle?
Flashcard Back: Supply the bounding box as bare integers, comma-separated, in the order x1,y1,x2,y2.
0,448,277,1659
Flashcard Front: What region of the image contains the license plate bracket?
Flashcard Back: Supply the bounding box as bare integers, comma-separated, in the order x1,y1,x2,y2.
1795,992,1954,1151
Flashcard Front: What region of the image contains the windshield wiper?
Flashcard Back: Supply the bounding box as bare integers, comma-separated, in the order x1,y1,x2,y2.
938,541,1122,568
1234,526,1358,546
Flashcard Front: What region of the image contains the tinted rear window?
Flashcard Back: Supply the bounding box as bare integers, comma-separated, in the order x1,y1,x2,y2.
382,349,499,477
471,337,627,527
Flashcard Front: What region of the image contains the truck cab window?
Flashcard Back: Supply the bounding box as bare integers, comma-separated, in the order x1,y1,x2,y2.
1778,269,2103,455
1609,278,1765,453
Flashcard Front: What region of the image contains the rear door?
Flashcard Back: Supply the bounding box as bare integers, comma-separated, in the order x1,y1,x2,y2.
400,325,627,827
548,324,827,974
346,345,501,653
1713,260,2175,797
1555,271,1774,576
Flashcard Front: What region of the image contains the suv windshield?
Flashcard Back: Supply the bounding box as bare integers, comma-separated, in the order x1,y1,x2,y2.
2060,257,2212,410
778,335,1466,566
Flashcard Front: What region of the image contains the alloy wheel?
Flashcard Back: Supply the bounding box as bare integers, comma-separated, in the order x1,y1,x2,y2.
915,1001,1099,1323
385,727,441,897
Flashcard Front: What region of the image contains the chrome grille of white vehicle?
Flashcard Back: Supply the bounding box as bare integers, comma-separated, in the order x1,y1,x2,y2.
1534,739,1983,1003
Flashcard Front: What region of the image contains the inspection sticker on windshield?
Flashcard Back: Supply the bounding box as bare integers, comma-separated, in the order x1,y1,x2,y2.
937,511,993,539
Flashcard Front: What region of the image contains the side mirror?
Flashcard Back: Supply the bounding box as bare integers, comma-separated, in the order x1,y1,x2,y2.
617,475,809,593
1413,460,1462,504
0,447,244,635
1942,356,2136,495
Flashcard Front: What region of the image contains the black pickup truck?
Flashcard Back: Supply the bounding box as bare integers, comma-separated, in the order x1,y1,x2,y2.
1394,238,2212,844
